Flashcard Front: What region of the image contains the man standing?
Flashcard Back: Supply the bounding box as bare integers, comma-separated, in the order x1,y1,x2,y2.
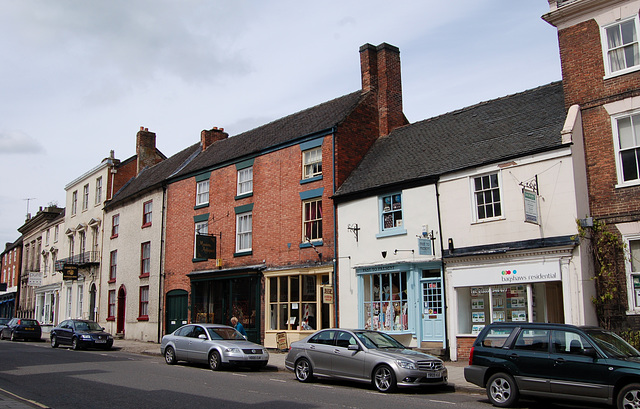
231,316,247,336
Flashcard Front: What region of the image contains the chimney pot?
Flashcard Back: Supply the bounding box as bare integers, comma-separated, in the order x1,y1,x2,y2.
140,126,144,131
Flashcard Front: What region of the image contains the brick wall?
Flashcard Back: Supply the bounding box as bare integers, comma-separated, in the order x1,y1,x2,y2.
457,336,475,362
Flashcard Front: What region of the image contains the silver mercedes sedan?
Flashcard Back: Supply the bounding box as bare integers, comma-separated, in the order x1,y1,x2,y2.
285,328,447,392
161,323,269,370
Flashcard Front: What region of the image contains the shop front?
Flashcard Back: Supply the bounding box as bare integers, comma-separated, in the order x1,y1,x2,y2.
355,262,445,348
189,267,262,344
447,254,571,361
263,264,334,349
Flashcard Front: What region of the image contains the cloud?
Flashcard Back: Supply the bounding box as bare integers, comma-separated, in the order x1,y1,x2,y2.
0,130,45,154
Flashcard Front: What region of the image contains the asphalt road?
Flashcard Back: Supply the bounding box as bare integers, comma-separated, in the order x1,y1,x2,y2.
0,340,611,409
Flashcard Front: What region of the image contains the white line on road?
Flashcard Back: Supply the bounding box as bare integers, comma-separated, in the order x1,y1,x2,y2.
428,399,455,405
270,379,287,382
232,373,248,377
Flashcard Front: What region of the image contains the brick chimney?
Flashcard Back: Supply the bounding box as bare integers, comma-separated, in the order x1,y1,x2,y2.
201,127,228,151
360,43,404,137
136,127,157,174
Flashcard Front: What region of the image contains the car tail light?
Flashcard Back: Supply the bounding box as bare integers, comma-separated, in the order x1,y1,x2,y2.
468,346,474,366
16,319,21,325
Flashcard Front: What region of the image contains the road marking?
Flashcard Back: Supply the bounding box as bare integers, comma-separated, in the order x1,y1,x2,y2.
428,399,455,405
232,373,248,377
313,384,333,389
270,379,287,382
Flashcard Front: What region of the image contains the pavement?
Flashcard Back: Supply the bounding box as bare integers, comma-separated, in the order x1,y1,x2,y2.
0,338,484,408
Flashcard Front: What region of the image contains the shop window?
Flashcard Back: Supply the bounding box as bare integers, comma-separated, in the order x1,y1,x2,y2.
472,173,502,221
361,271,408,331
268,274,330,331
602,16,640,77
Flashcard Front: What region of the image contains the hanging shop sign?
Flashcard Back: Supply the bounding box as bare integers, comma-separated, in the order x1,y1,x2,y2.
523,189,539,225
195,234,216,259
63,265,79,280
322,285,334,304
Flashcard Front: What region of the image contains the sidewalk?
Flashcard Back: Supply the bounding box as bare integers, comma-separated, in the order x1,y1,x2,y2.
114,338,485,394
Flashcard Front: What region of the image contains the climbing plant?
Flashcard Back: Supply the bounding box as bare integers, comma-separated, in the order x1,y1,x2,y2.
577,219,627,330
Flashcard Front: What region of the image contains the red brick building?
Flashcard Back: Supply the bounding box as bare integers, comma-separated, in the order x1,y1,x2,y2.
162,43,408,347
544,0,640,329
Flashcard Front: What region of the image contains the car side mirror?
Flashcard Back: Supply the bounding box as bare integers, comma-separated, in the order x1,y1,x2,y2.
198,334,207,340
348,344,360,351
583,347,598,358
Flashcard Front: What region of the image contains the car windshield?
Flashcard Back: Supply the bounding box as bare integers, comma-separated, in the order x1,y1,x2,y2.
76,321,103,331
207,327,245,340
354,331,405,349
587,329,640,358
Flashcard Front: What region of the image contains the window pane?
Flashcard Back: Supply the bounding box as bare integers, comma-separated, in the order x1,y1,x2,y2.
621,149,639,181
608,25,622,48
631,240,640,272
619,117,634,149
302,275,316,302
269,277,277,301
290,276,300,302
279,276,288,302
621,20,637,45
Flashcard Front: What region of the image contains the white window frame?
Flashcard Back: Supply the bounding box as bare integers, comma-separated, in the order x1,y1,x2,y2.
95,177,102,205
236,212,252,253
302,198,322,242
77,284,83,318
302,147,322,179
71,190,78,216
196,180,210,206
625,235,640,312
237,167,253,196
602,16,640,78
612,111,640,187
194,221,208,258
471,171,504,223
82,184,89,211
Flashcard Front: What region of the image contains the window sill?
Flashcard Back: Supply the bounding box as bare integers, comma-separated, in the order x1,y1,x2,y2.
194,203,209,210
376,229,407,239
300,175,323,184
137,316,149,321
108,279,116,284
615,179,640,189
107,317,115,322
141,222,152,229
235,192,253,200
300,240,323,248
110,234,118,239
234,250,252,257
139,273,150,279
192,258,207,263
471,216,505,225
603,65,640,80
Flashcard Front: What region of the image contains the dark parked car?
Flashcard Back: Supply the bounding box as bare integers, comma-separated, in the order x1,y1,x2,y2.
161,323,269,370
465,322,640,408
50,319,113,350
0,318,41,341
0,318,10,333
285,328,447,393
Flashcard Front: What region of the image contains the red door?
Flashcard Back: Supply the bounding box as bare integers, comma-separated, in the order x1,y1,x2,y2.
117,286,126,334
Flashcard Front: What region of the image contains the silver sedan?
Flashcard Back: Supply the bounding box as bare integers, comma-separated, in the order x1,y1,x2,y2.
285,328,447,393
161,323,269,370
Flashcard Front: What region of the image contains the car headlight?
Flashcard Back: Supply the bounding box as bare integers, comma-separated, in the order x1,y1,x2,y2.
80,335,92,340
396,360,417,370
225,347,241,353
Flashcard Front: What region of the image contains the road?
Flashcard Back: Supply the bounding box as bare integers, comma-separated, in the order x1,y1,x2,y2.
0,340,610,409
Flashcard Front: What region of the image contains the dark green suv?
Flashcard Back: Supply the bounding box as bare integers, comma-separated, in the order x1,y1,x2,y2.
464,322,640,408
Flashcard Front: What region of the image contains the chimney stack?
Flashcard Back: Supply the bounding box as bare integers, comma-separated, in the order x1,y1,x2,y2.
360,43,404,137
201,127,229,151
136,127,157,174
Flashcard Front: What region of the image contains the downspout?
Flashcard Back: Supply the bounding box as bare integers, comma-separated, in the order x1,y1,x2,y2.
435,180,449,357
158,185,167,343
332,127,339,327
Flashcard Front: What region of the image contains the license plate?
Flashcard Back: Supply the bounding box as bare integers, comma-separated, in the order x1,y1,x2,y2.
248,356,261,360
24,328,34,331
95,339,106,343
427,371,442,378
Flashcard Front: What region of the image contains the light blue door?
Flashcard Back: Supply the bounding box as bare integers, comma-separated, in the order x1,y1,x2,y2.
421,279,444,342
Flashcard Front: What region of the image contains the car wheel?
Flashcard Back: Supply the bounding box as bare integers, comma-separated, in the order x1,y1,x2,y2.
295,358,314,382
618,383,640,409
487,372,519,407
71,337,81,350
10,331,17,342
51,335,58,348
164,346,177,365
373,365,397,393
0,330,5,340
208,350,222,371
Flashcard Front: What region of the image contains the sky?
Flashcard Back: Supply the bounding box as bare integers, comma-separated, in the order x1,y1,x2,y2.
0,1,562,247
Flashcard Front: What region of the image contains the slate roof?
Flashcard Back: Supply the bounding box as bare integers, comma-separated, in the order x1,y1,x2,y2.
105,143,201,210
173,91,365,178
334,81,566,200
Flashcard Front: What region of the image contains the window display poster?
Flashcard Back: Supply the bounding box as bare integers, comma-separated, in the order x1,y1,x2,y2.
509,297,525,308
471,298,484,310
493,311,505,322
472,325,485,335
472,312,485,323
492,297,504,308
512,310,527,322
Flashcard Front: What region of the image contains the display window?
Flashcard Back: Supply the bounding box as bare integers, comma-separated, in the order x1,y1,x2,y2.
362,271,408,331
267,273,331,331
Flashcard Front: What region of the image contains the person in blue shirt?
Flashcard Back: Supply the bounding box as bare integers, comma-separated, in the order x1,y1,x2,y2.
231,316,247,337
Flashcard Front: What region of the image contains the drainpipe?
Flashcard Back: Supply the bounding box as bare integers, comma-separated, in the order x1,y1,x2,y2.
158,185,167,343
435,180,449,357
332,127,338,327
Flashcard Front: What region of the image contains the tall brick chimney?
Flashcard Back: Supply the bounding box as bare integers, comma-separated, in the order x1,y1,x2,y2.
201,127,229,151
136,127,157,174
360,43,404,137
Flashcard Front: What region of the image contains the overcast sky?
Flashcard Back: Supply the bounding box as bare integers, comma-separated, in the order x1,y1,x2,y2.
0,1,561,247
